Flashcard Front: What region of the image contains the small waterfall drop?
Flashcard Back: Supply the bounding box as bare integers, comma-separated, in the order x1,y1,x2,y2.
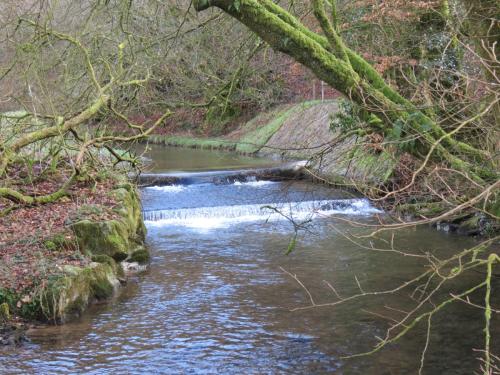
143,198,381,229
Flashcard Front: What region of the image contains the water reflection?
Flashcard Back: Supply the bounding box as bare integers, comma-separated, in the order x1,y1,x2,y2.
132,144,278,172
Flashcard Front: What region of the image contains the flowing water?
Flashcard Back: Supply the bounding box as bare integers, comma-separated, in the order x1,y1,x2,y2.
1,147,498,374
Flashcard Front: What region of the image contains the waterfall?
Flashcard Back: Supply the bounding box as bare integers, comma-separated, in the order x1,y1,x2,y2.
143,198,381,229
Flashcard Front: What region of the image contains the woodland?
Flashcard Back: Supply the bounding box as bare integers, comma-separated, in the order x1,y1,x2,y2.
0,0,498,373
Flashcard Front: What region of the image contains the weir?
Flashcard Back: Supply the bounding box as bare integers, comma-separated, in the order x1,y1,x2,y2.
140,163,381,229
143,198,381,228
133,161,307,186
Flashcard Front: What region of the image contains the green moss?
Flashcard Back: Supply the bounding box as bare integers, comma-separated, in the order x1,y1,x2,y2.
71,219,129,259
0,302,10,322
0,289,16,311
136,219,147,243
236,101,321,153
91,254,116,267
38,263,118,322
0,181,145,324
64,295,87,316
107,231,128,253
195,0,490,182
85,264,116,300
129,248,150,264
114,183,133,192
90,277,114,300
44,240,57,251
111,249,128,262
43,233,73,252
109,187,145,243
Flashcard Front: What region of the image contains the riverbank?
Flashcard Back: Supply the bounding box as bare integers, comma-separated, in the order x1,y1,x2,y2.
147,101,323,154
144,100,498,236
0,172,148,338
146,100,395,185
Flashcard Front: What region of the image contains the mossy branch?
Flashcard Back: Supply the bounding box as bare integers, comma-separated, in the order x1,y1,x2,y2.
194,0,493,179
484,252,500,374
0,94,110,177
311,0,350,63
0,172,77,205
327,0,340,33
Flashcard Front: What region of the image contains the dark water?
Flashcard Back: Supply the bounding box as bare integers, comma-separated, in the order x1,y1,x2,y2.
1,147,498,374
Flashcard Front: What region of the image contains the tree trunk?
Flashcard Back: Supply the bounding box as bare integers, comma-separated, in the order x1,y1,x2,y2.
194,0,495,182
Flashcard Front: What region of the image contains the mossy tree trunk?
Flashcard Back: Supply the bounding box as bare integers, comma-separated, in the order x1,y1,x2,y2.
194,0,496,184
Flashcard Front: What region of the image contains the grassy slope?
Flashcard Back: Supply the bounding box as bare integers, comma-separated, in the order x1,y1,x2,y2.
235,101,321,153
147,101,323,154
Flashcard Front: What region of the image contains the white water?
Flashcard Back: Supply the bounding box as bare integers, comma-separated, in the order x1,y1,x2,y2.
145,185,187,193
233,180,277,187
145,179,276,193
144,198,381,229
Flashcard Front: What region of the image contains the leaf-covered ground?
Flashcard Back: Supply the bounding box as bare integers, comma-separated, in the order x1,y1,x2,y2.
0,172,120,308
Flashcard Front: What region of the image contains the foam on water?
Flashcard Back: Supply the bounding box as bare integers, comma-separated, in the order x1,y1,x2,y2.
233,180,277,187
144,198,381,229
145,185,186,193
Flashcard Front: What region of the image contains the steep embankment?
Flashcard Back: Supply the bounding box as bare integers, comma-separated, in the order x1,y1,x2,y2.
258,101,396,185
0,111,150,330
148,101,320,153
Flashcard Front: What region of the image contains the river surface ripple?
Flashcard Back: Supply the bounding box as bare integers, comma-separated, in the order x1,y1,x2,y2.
0,147,498,374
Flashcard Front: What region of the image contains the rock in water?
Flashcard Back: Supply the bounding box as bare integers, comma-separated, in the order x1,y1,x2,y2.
0,323,27,346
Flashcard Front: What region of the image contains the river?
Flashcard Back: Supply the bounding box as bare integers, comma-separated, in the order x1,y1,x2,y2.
1,145,498,374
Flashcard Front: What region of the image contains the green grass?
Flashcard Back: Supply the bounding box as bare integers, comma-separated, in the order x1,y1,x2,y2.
235,101,322,153
147,100,326,154
149,135,238,151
